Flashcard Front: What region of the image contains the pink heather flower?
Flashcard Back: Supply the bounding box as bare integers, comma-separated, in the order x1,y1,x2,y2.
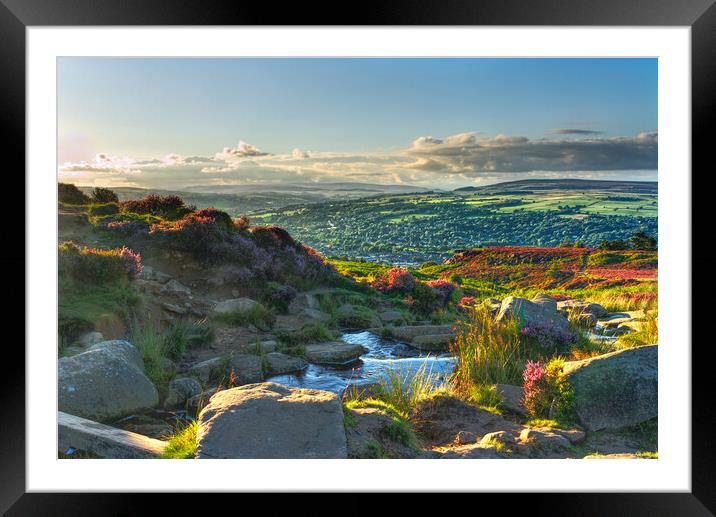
119,246,142,279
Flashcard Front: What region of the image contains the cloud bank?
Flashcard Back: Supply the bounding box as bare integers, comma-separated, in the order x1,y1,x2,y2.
58,132,658,190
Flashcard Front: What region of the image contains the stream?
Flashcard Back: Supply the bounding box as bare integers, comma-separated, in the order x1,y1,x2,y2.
266,331,456,394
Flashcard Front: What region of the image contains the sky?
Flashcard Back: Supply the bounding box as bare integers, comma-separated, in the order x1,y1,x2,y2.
57,58,658,190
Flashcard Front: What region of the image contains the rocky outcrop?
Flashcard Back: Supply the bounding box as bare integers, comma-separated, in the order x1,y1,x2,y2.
58,340,158,421
264,352,308,375
379,310,405,325
213,297,262,315
411,393,520,446
495,384,526,415
389,325,455,342
186,354,263,385
495,295,570,331
196,383,347,458
345,407,420,459
557,299,608,319
411,333,454,351
305,342,366,365
563,345,657,431
164,377,203,409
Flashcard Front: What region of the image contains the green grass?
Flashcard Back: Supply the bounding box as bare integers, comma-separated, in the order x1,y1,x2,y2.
618,311,658,348
162,319,215,360
58,275,142,342
128,319,213,393
376,363,443,418
449,304,530,389
130,324,175,392
481,438,507,452
636,451,658,459
525,418,562,429
365,439,387,459
161,421,198,459
277,321,335,348
465,384,505,414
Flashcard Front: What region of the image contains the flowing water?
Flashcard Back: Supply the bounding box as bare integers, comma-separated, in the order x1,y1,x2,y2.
267,330,456,394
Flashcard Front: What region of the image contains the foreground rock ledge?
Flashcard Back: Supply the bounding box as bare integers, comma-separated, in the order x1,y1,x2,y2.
58,340,158,422
563,345,657,431
196,382,347,459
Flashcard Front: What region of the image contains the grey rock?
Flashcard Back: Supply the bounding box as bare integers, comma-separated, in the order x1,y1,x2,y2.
164,377,203,408
264,352,307,375
379,310,404,324
305,342,366,365
59,341,158,421
196,383,347,458
411,333,454,351
301,308,332,322
496,295,570,332
495,384,527,415
563,345,657,431
213,298,262,315
77,331,104,347
389,325,455,342
161,279,191,295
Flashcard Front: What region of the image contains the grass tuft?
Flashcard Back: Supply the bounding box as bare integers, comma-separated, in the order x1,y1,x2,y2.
161,421,198,459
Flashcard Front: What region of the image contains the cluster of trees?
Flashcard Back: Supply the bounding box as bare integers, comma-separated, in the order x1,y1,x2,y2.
598,231,657,251
58,183,118,204
260,194,658,263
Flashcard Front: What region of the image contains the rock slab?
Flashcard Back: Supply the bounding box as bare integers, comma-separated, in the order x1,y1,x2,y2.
496,295,570,331
58,341,158,422
196,382,347,458
563,345,657,431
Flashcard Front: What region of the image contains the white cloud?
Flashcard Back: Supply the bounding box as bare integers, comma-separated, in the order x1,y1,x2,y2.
57,132,658,189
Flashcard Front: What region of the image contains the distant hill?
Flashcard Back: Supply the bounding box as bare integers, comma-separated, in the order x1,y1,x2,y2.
454,179,658,195
78,182,434,215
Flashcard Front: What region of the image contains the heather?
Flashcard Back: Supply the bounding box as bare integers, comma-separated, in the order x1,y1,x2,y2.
522,358,575,423
59,241,143,283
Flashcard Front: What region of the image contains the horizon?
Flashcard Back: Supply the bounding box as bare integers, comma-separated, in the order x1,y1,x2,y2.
58,58,658,190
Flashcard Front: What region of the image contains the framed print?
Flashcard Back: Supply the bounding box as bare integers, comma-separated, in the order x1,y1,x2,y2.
3,0,714,512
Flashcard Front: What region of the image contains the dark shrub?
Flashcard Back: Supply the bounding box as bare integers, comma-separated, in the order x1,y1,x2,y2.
426,279,458,306
194,208,235,232
120,194,190,220
407,282,440,316
88,203,120,216
91,187,119,203
266,284,298,313
58,183,89,204
251,225,297,248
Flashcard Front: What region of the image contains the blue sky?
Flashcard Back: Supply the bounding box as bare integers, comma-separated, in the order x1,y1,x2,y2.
58,58,658,189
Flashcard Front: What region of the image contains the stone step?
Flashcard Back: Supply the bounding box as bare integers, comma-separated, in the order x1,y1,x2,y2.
58,411,167,459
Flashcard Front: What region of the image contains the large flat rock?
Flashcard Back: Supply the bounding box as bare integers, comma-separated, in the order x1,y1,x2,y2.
304,342,366,365
563,345,657,431
58,411,166,459
389,325,455,342
196,383,347,458
58,341,158,422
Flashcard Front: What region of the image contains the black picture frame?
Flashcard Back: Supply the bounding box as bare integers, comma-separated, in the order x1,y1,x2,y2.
2,0,712,513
